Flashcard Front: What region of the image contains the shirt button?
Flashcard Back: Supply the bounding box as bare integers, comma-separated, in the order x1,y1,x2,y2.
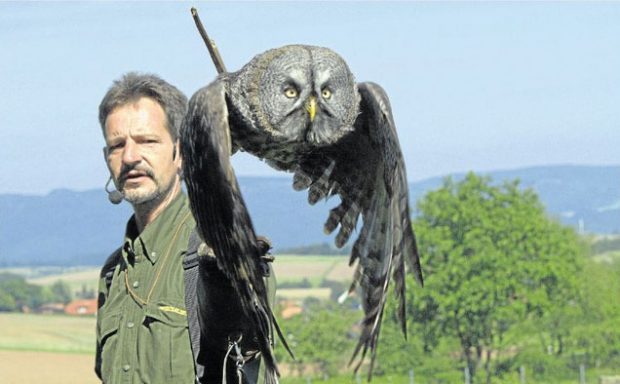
123,364,131,372
127,321,134,328
132,281,139,288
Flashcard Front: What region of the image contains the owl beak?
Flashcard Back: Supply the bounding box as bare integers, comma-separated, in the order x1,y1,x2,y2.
305,96,317,122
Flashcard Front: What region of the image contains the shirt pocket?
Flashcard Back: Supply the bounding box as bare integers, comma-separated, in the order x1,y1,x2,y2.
138,301,194,382
98,311,121,382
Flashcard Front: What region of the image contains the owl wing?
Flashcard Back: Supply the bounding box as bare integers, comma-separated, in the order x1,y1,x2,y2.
181,80,282,384
293,82,423,378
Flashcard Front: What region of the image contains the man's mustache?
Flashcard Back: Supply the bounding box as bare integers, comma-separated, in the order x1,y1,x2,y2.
119,165,155,185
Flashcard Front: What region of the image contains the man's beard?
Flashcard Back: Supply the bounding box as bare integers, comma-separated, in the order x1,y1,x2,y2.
123,183,163,205
118,165,173,207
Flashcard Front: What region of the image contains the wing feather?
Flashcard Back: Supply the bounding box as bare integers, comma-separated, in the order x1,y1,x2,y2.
181,81,281,384
294,82,423,378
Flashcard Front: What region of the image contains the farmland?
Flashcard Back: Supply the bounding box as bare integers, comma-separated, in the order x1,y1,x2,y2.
0,313,98,384
1,246,619,383
0,350,99,384
0,311,615,384
27,268,102,291
5,254,353,301
0,313,95,353
0,256,351,384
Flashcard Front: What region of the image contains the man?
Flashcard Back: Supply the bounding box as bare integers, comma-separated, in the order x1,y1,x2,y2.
95,72,272,383
95,72,196,383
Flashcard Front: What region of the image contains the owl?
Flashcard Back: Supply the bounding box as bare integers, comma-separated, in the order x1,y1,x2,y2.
181,45,423,382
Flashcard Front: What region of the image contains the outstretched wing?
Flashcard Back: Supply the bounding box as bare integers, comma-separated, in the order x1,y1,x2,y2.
294,82,423,379
181,80,280,384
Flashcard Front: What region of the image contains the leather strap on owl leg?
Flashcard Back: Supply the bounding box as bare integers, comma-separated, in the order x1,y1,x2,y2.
222,334,245,384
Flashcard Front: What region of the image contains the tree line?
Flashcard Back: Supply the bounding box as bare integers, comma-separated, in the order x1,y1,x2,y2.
0,273,94,312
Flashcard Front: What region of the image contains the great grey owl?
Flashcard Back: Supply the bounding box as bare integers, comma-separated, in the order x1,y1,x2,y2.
181,45,423,382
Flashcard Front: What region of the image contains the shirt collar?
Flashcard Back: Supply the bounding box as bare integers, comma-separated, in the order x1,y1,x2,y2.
122,192,189,265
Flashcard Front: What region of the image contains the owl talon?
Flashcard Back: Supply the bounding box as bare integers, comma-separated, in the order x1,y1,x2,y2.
292,170,312,191
335,229,350,248
308,186,325,205
324,215,339,234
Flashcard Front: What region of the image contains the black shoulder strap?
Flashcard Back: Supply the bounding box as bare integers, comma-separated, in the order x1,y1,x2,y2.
183,228,265,384
96,246,123,379
102,247,122,293
183,229,205,383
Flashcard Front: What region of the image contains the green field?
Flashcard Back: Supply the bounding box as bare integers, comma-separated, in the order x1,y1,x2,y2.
26,267,100,294
591,250,620,263
4,253,617,384
2,255,354,301
0,256,355,382
0,313,95,354
0,309,617,383
272,255,351,285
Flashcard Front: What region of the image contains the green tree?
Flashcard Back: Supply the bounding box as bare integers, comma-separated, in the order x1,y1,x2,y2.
408,173,583,383
276,300,358,378
0,289,17,311
0,272,49,310
570,258,620,367
50,280,73,304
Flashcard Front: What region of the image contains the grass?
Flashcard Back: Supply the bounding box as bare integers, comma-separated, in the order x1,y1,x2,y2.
0,313,95,354
27,267,100,294
591,250,620,264
4,255,352,290
0,256,350,355
1,256,353,305
0,266,101,297
281,373,619,384
277,288,332,300
0,350,100,384
1,266,96,280
0,313,617,384
26,267,99,285
273,255,351,286
2,254,618,383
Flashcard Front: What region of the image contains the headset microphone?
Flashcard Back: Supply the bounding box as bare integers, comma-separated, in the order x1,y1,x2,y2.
105,177,124,205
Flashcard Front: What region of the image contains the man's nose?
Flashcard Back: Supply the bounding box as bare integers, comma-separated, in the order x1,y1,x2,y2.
122,141,141,165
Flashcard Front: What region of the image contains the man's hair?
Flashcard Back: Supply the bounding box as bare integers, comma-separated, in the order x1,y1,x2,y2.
98,72,188,142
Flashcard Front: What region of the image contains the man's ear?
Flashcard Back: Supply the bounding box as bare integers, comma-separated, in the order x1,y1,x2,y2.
174,141,183,172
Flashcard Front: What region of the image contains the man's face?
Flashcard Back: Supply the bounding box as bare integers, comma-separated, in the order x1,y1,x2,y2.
103,97,181,206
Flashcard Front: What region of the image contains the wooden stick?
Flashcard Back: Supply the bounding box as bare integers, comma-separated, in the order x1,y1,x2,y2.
190,7,227,74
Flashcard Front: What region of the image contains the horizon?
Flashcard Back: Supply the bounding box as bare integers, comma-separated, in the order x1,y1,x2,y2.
2,163,617,197
2,2,619,194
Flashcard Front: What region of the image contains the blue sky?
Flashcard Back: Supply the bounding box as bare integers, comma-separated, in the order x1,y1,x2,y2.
1,1,619,195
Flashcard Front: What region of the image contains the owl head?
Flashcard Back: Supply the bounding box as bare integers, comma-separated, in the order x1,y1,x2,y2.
229,45,360,147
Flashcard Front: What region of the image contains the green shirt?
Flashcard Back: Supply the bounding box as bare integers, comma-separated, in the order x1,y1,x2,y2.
96,192,196,383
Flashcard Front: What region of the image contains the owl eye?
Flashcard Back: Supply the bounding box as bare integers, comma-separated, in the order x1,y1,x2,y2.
284,87,298,99
321,88,332,99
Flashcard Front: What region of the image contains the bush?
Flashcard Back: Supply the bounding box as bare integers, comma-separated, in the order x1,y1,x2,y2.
515,347,571,381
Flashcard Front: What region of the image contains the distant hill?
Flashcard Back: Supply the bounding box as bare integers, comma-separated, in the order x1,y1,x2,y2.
0,165,618,266
408,165,620,235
